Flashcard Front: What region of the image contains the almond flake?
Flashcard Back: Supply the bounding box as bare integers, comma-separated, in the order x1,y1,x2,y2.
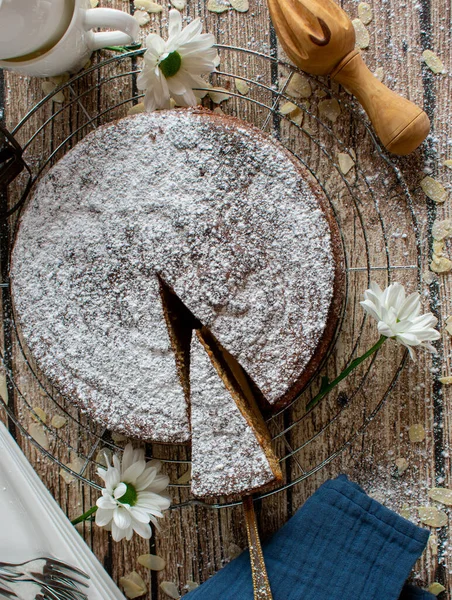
430,255,452,273
352,19,370,49
358,2,373,25
315,89,327,98
338,152,355,175
439,376,452,385
32,406,47,424
176,466,191,484
418,506,448,527
444,159,452,169
432,218,452,240
111,431,128,443
409,424,425,442
134,0,163,11
395,457,408,475
128,103,146,115
235,78,249,95
96,448,112,467
428,583,446,596
422,50,445,74
42,81,57,96
280,101,298,115
186,581,199,591
134,10,151,26
0,374,8,404
51,414,67,428
291,110,304,126
421,176,447,203
90,0,99,6
138,554,166,571
428,487,452,505
227,543,243,560
60,456,85,484
213,107,224,115
373,67,384,81
28,422,49,450
433,240,444,255
50,74,70,86
171,0,186,9
160,581,180,599
230,0,249,11
400,505,411,520
429,533,438,555
207,0,230,12
120,572,147,599
287,73,312,99
209,88,230,103
319,99,341,123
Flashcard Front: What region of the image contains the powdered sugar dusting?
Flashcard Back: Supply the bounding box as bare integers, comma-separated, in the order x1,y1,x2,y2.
190,335,275,497
11,109,335,443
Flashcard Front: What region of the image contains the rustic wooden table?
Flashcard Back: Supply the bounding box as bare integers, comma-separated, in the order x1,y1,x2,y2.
0,0,451,598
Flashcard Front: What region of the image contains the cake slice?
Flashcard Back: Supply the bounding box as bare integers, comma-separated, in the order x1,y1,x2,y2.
190,329,282,498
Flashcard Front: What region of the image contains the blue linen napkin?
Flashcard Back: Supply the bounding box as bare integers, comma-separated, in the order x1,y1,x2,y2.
186,475,435,600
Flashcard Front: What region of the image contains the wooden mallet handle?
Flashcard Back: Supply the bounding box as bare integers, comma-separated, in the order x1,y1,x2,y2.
331,49,430,155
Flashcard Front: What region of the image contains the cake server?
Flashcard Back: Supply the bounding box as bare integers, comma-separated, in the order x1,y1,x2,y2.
268,0,430,155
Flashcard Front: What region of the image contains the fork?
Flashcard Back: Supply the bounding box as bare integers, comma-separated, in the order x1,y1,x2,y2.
0,576,88,600
0,558,89,583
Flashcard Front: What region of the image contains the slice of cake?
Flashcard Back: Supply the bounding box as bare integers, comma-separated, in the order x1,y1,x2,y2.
190,331,281,497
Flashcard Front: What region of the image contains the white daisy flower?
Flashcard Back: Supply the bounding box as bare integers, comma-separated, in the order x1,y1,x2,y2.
95,443,170,542
360,281,440,359
137,9,220,111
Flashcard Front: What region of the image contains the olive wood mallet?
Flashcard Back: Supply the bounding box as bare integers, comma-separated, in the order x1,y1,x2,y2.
268,0,430,155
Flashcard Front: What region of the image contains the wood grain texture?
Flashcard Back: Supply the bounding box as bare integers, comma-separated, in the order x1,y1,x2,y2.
0,0,451,598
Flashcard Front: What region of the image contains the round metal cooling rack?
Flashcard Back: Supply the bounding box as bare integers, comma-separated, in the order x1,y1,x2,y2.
0,45,421,509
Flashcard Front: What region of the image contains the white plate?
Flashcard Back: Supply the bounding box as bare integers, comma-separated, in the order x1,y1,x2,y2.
0,422,126,600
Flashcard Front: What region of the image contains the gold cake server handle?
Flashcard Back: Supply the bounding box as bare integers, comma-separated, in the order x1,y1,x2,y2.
242,495,274,600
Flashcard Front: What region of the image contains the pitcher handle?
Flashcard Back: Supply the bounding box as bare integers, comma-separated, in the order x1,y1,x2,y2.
84,8,139,51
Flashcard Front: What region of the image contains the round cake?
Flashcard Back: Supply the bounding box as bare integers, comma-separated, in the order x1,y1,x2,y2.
11,109,342,493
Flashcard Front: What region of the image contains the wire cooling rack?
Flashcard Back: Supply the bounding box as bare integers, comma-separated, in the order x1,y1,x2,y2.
0,46,421,509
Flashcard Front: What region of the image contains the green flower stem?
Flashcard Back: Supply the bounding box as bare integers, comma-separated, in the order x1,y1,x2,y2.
71,505,98,526
306,335,387,411
104,43,142,53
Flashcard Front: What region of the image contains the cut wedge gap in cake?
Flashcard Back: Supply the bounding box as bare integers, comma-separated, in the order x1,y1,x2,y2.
191,328,282,498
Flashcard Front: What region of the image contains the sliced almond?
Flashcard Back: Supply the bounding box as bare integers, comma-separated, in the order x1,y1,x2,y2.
32,406,47,424
423,270,437,284
430,255,452,273
291,110,304,126
395,457,408,475
213,107,224,115
90,0,99,6
111,431,128,443
42,81,57,96
136,0,163,12
318,99,341,123
128,103,146,115
207,0,230,12
230,0,249,11
287,73,311,99
444,159,452,169
280,101,299,116
60,456,85,484
96,448,112,467
409,424,425,442
428,582,446,595
120,572,147,599
208,88,230,103
338,152,355,175
358,2,373,25
28,422,49,450
421,176,447,203
433,240,444,255
432,218,452,240
51,414,67,428
429,533,438,555
160,581,180,599
227,543,243,560
428,487,452,505
439,376,452,385
418,506,448,527
138,554,166,571
352,19,370,49
176,466,191,484
0,374,8,404
186,581,199,591
171,0,186,9
235,79,249,95
134,10,151,26
400,505,411,520
422,50,445,74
